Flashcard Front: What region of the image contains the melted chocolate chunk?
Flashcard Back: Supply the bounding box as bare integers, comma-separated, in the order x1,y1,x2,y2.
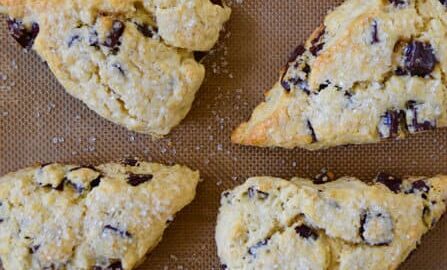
379,110,404,139
104,20,125,49
135,23,158,38
441,0,447,6
376,172,402,193
103,225,132,238
410,180,430,194
122,158,139,166
403,41,436,77
248,238,270,256
247,187,269,200
314,169,335,185
371,20,380,44
221,264,228,270
7,19,39,49
307,120,317,143
0,219,3,223
287,44,306,63
395,67,408,76
406,101,436,132
309,27,326,56
295,225,318,240
318,81,330,91
127,174,153,186
223,191,231,198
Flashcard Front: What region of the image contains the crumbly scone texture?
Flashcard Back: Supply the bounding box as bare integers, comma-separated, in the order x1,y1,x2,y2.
0,160,200,270
0,0,231,136
232,0,447,149
216,173,447,270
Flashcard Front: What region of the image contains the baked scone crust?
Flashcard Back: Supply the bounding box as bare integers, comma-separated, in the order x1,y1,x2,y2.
232,0,447,149
0,0,231,136
216,173,447,269
0,160,200,270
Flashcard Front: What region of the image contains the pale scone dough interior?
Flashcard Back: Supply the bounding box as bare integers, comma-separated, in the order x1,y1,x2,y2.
0,161,200,269
0,0,231,136
232,0,447,150
216,174,447,270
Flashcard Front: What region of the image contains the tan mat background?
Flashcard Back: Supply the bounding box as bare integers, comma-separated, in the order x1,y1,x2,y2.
0,0,446,269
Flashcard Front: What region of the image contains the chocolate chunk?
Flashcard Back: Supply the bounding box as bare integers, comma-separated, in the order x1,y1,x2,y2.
440,0,447,6
376,172,402,193
127,174,153,186
194,51,208,62
389,0,408,6
221,264,228,270
68,34,81,47
247,187,269,200
295,225,318,240
94,261,123,270
104,20,125,49
287,44,306,63
309,27,326,56
89,30,99,47
371,20,380,44
112,63,125,76
395,67,408,76
314,169,335,185
122,158,139,166
135,23,158,38
359,209,393,246
406,100,436,133
7,19,39,49
248,238,270,256
410,180,430,194
210,0,224,7
29,245,40,254
223,191,231,198
90,175,102,189
307,120,317,143
318,81,330,91
0,219,3,223
378,110,404,139
403,41,436,77
103,225,132,238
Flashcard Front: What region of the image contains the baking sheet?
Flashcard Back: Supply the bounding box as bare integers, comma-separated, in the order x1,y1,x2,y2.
0,0,446,269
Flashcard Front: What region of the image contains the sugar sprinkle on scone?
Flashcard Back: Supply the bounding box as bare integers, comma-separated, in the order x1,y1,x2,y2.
0,160,200,270
232,0,447,149
0,0,231,137
216,173,447,269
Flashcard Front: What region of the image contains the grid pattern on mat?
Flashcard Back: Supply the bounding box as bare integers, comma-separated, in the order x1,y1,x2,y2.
0,0,446,269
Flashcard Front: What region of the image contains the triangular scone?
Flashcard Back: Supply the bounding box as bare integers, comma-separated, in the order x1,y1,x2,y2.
0,160,200,269
0,0,231,137
216,173,447,269
233,0,447,149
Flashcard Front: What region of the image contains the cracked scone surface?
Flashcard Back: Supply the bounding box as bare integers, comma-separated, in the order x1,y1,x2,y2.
216,173,447,270
232,0,447,149
0,0,231,136
0,160,200,270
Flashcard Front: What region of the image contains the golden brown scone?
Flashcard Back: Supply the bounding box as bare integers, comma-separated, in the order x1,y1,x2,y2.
233,0,447,150
216,172,447,269
0,160,200,269
0,0,231,137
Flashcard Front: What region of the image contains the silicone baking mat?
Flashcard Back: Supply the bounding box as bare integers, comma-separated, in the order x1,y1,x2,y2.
0,0,446,269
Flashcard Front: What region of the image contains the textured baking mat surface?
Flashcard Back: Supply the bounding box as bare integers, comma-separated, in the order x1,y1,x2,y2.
0,0,446,269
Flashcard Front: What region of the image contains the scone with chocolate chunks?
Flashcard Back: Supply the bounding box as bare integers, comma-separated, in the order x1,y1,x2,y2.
0,160,200,269
233,0,447,149
216,172,447,269
0,0,231,136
